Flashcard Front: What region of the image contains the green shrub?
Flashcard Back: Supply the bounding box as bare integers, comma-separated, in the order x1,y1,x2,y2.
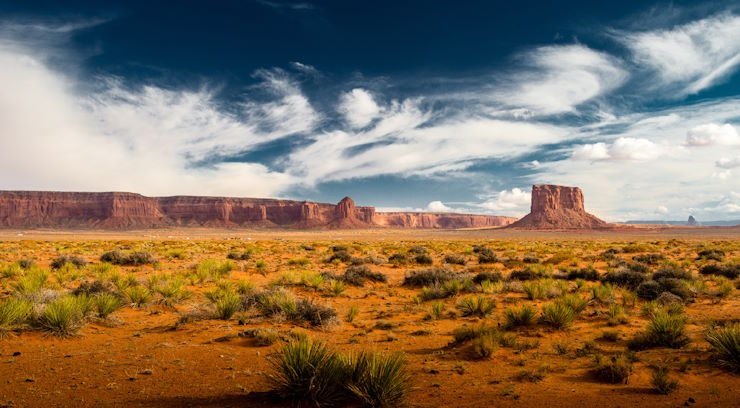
94,293,122,319
699,264,740,279
456,296,494,317
195,259,234,279
444,254,466,265
472,270,503,284
388,253,408,265
522,281,547,300
567,266,599,281
50,255,86,270
346,305,359,323
213,290,241,320
540,303,574,329
557,294,588,314
503,305,537,329
607,304,628,326
477,248,497,264
696,249,724,261
602,269,648,290
100,250,157,266
38,296,85,336
429,301,444,320
704,324,740,373
403,268,456,287
414,254,434,265
13,268,49,296
343,265,387,286
328,279,346,296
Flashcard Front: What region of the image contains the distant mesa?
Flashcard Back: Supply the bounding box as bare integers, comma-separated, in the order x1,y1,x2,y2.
507,184,610,230
0,191,516,230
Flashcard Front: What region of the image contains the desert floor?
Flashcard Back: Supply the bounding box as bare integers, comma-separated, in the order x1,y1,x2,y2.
0,227,739,407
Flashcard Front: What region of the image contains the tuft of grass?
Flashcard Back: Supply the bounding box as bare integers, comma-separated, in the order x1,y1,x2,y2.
522,281,547,300
557,294,588,314
38,296,85,336
209,289,241,320
13,268,49,297
471,333,498,359
651,363,678,394
343,351,411,408
328,279,346,296
268,338,345,406
124,285,152,307
607,304,628,326
346,305,359,323
540,302,575,330
629,310,690,350
100,250,156,266
704,324,740,373
0,297,33,335
456,295,494,317
94,293,122,319
593,353,632,384
503,305,537,329
429,301,444,320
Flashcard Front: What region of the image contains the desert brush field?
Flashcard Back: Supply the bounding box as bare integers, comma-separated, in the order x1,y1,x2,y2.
0,229,739,407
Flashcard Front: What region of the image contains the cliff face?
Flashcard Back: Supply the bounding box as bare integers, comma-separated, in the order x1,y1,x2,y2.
0,191,515,230
507,184,610,229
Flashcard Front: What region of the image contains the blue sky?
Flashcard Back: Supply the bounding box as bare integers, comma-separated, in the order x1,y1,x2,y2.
0,0,739,221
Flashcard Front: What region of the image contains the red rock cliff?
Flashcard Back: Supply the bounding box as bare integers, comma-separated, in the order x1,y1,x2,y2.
507,184,610,229
0,191,514,230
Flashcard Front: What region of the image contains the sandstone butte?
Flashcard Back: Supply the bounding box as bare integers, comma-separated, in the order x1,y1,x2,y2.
506,184,611,230
0,191,517,230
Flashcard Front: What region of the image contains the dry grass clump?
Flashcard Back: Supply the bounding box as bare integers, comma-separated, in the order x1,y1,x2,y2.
342,265,387,286
704,324,740,373
50,254,86,270
540,302,575,329
100,250,157,266
629,309,690,350
255,289,337,327
593,353,632,384
456,295,494,317
402,268,457,287
503,305,537,329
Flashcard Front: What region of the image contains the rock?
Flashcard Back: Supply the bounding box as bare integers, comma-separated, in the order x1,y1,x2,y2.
0,191,516,229
687,215,698,226
507,184,610,230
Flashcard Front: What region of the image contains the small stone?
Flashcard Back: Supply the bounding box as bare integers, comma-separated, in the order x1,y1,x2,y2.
140,369,153,375
12,352,20,357
688,397,696,404
25,378,34,383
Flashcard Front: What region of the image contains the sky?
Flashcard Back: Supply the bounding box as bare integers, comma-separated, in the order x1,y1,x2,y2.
0,0,739,222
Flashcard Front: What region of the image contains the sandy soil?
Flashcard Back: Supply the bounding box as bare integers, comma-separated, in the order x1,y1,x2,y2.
0,228,738,407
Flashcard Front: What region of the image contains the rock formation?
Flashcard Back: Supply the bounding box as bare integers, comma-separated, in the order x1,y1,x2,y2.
687,215,698,226
0,191,516,230
507,184,610,229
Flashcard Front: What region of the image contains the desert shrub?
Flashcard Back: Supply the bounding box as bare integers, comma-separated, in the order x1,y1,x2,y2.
13,268,50,296
256,289,336,327
444,254,467,265
207,288,241,320
414,254,433,265
268,338,345,406
472,270,503,284
428,301,444,320
194,259,234,279
544,250,574,265
94,293,122,319
697,249,725,261
288,257,311,267
636,280,662,300
38,295,85,336
328,279,346,296
350,256,386,266
653,265,692,281
226,251,251,261
600,248,622,259
407,245,427,255
651,363,678,394
607,304,628,326
629,310,690,350
452,323,498,344
540,303,574,329
632,253,665,265
704,324,740,373
602,269,647,290
510,265,549,281
472,333,498,359
346,305,359,323
124,285,152,307
419,278,474,301
72,280,113,297
622,243,648,253
567,266,599,281
331,245,348,253
17,259,35,270
477,248,498,264
522,254,540,264
388,253,408,265
241,328,282,346
343,265,387,286
503,305,537,329
593,354,632,384
557,294,588,314
327,250,352,263
456,296,494,317
0,297,33,334
700,264,740,279
51,255,86,270
403,268,456,287
522,281,547,300
100,250,156,266
343,351,410,407
1,263,22,279
591,283,614,303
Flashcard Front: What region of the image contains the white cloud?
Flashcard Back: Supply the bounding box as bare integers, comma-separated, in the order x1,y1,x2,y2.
716,156,740,169
656,205,668,214
338,88,381,128
685,123,739,146
478,188,531,215
622,13,740,94
426,201,452,212
572,137,663,161
496,44,627,115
